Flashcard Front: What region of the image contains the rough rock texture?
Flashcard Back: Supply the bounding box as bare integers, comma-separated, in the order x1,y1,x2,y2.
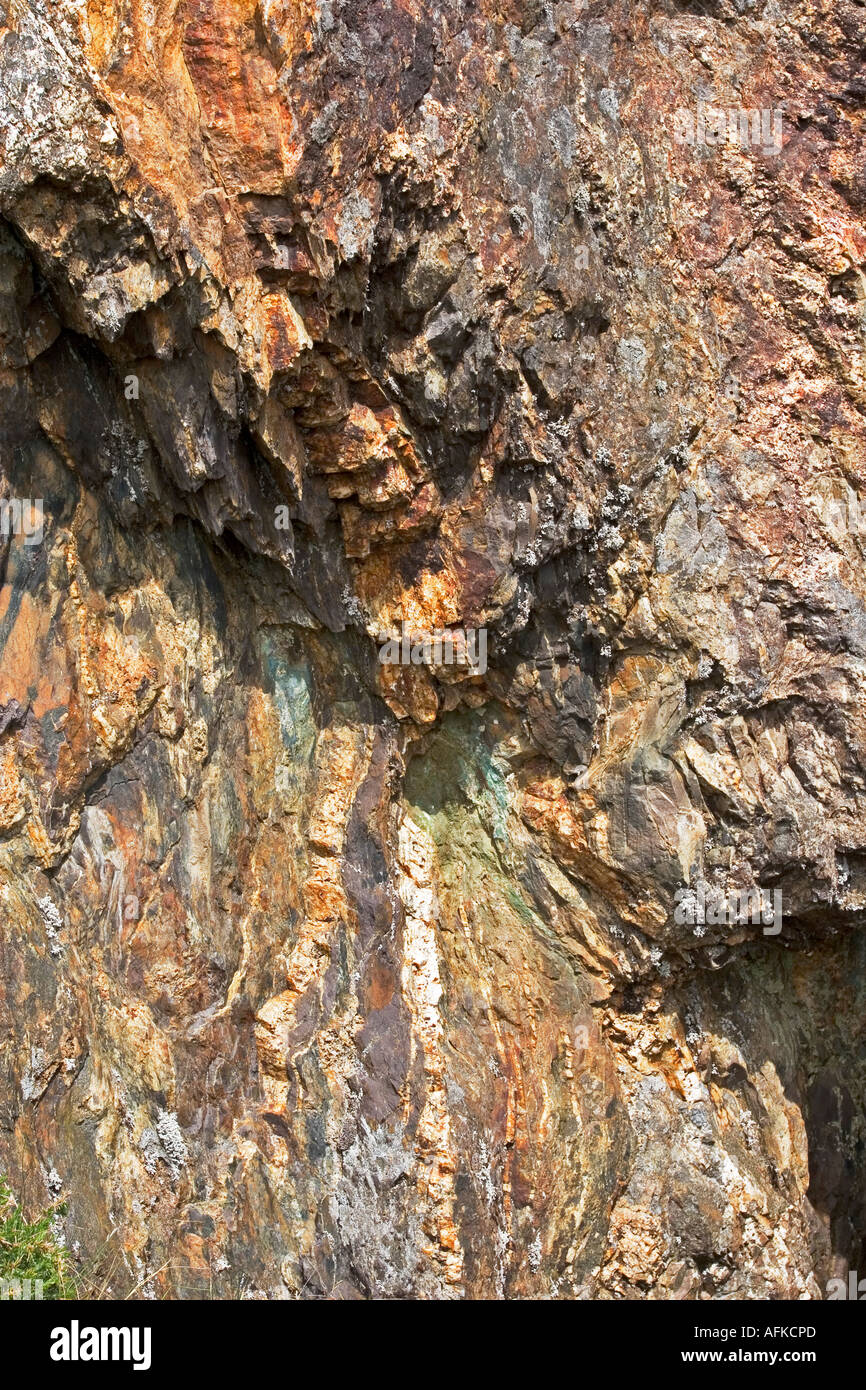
1,0,865,1299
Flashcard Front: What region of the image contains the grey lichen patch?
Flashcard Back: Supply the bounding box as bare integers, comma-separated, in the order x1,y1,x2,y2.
336,192,375,263
37,895,63,956
598,87,620,123
140,1111,188,1182
617,336,648,384
548,107,577,168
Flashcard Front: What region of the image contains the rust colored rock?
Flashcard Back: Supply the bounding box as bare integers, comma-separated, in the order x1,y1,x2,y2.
0,0,865,1301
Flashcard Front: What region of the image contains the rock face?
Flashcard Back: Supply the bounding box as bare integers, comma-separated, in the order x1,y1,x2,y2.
0,0,865,1300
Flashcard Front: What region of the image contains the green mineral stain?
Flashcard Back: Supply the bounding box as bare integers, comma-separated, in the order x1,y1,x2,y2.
261,633,317,811
406,709,508,839
405,707,542,929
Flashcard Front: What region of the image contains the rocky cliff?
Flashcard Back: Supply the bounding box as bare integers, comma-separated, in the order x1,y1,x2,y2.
0,0,865,1299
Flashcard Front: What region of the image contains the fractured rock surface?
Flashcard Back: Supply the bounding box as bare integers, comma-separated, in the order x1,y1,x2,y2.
0,0,865,1298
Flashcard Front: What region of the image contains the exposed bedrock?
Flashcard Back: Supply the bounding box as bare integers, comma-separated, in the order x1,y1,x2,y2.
0,0,865,1297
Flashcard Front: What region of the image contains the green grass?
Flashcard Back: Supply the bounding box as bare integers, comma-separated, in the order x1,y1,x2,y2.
0,1176,74,1299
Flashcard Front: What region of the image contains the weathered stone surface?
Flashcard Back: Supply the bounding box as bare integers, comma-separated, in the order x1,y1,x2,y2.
0,0,865,1299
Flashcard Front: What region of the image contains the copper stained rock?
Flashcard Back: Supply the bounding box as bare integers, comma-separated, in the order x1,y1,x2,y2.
0,0,865,1300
